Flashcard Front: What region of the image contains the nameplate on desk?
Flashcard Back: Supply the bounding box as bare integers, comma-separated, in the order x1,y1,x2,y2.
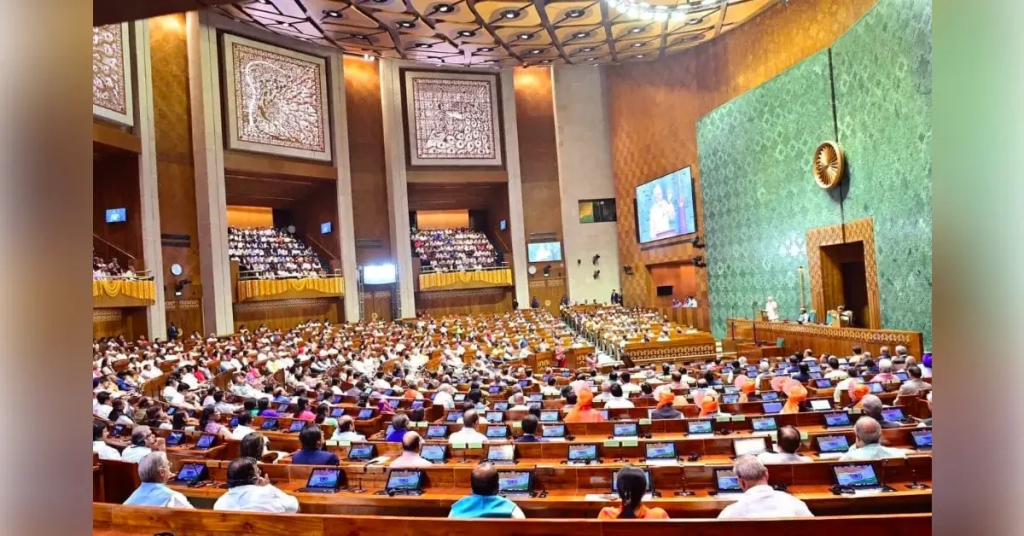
337,440,352,447
511,421,522,428
638,418,652,425
850,408,862,414
451,442,468,450
468,442,483,449
604,440,621,448
731,415,746,422
799,431,809,440
716,415,731,423
416,422,428,428
621,439,639,448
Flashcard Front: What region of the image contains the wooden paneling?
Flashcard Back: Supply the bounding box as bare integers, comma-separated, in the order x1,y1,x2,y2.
290,182,342,263
232,298,342,333
226,206,274,228
408,183,505,211
406,169,507,183
93,121,141,154
729,318,923,357
416,288,513,317
94,151,144,268
223,150,336,180
807,218,882,329
224,175,322,208
362,287,394,322
151,14,202,305
649,263,698,307
514,68,562,243
527,275,567,316
607,0,877,316
343,57,392,266
416,210,469,230
165,298,203,337
93,308,148,341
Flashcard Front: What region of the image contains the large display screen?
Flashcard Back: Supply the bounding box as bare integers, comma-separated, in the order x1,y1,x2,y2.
635,166,697,244
527,241,562,262
363,264,397,285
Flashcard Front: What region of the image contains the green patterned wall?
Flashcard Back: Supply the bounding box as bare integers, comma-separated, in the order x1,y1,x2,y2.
697,0,932,345
833,0,933,346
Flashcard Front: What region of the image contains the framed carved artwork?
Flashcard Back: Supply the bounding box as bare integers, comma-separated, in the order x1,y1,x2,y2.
93,23,134,126
402,70,503,167
221,33,332,162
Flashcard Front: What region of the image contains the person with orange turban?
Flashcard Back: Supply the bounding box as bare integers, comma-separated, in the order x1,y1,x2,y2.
699,393,729,418
848,383,870,409
650,391,683,420
739,380,756,403
564,389,607,423
781,384,807,414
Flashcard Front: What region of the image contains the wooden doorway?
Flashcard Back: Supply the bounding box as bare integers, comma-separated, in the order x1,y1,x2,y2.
807,219,881,329
820,242,868,327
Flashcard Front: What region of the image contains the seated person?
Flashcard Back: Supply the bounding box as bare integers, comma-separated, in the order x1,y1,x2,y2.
123,452,194,508
448,409,489,444
291,425,340,466
331,415,367,442
230,412,256,440
121,426,163,463
717,456,813,519
840,417,907,461
650,391,682,420
389,431,434,469
598,465,669,519
756,426,812,464
214,457,300,513
604,384,635,409
92,421,122,461
515,415,540,443
861,395,902,429
386,414,410,443
564,390,606,423
448,463,525,519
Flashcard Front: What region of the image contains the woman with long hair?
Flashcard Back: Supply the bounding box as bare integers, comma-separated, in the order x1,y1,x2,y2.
293,398,315,421
199,406,232,440
107,399,134,426
597,466,669,519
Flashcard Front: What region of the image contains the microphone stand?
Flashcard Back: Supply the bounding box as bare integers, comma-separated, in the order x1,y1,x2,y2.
906,467,927,490
751,301,759,347
674,466,695,496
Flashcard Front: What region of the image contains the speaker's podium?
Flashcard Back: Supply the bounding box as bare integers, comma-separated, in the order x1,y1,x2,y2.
826,310,853,327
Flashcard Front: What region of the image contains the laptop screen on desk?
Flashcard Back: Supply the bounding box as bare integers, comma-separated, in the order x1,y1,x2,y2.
568,443,597,461
176,463,206,483
687,419,713,434
722,394,739,404
421,444,447,462
911,428,932,448
613,422,639,437
715,469,742,492
824,412,851,427
306,468,341,490
487,444,515,462
881,408,905,422
445,411,464,423
426,425,448,439
358,409,375,420
386,470,422,491
498,471,532,492
195,434,216,449
166,431,185,446
751,416,778,431
762,401,783,414
540,410,560,422
815,379,832,388
645,442,676,460
761,392,779,402
733,437,768,457
869,382,885,393
810,399,833,411
485,411,505,424
486,425,509,439
289,420,307,432
833,464,880,488
816,434,851,453
348,444,375,461
330,408,345,418
542,424,566,438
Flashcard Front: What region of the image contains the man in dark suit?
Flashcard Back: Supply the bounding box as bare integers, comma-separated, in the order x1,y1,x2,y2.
291,425,340,465
610,290,620,305
515,415,540,442
167,322,180,341
531,296,540,309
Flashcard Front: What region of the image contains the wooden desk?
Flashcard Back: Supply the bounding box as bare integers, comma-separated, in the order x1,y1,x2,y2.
621,333,718,368
94,503,933,536
727,319,924,358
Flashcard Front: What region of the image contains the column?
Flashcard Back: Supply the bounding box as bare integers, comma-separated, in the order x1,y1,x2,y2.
378,59,416,318
187,11,233,334
133,19,167,339
500,68,531,308
328,52,361,322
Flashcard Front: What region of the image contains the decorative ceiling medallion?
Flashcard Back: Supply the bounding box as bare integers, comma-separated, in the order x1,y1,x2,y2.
813,141,845,190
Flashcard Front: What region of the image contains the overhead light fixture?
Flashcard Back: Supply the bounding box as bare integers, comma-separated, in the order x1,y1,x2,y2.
501,9,520,19
323,10,342,18
518,33,533,40
636,54,645,58
566,9,585,18
531,49,543,54
630,27,644,34
611,0,711,22
436,3,454,12
479,47,494,52
415,42,432,48
398,21,416,28
362,54,375,61
458,30,476,37
587,57,596,61
582,47,594,52
485,59,499,63
541,59,552,64
257,0,271,3
687,17,705,25
574,31,590,38
352,34,365,40
632,42,644,48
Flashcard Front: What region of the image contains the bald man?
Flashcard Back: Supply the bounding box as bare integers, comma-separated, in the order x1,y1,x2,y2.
717,455,812,519
447,409,488,445
389,431,433,469
448,463,525,519
840,417,907,461
861,395,901,429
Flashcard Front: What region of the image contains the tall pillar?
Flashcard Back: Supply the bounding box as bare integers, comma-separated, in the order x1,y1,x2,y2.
378,59,416,319
329,53,361,322
186,11,233,334
133,19,167,339
500,68,531,309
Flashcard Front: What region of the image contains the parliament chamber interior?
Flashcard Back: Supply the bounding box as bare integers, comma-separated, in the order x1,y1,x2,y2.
91,0,932,534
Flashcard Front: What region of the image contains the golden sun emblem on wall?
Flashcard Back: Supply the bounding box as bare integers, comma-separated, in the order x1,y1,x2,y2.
813,141,845,190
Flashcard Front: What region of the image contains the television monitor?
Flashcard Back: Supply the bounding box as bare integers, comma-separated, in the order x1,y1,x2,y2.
105,208,127,223
527,242,562,262
656,285,673,297
363,264,397,285
320,222,332,234
499,220,507,231
635,166,697,244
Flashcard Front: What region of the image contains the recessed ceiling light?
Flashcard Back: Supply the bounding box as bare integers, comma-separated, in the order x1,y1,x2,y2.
479,47,494,52
436,3,454,12
352,34,365,40
566,9,585,18
654,5,668,10
257,0,271,4
458,30,476,37
530,49,543,54
582,47,594,52
587,57,597,61
636,54,645,58
687,18,704,25
371,0,388,3
518,33,533,40
415,43,432,48
632,42,644,48
631,27,644,34
541,59,552,63
323,10,342,18
398,21,416,28
485,59,499,63
574,31,590,38
501,9,520,19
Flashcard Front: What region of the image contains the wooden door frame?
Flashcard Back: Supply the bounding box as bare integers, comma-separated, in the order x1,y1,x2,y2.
806,218,881,329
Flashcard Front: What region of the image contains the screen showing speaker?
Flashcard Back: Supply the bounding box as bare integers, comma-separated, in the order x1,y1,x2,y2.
321,222,332,234
527,242,562,262
105,208,127,223
363,264,397,284
635,166,697,244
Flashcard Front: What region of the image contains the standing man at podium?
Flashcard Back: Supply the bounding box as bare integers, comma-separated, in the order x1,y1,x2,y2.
765,297,780,322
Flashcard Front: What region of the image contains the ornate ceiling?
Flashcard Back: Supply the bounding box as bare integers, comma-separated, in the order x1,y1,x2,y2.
212,0,781,67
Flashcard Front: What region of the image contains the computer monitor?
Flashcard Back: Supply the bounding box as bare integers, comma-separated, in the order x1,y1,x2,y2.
420,444,448,463
722,394,739,404
426,424,449,439
486,444,515,463
175,463,209,484
528,394,543,402
896,371,909,382
540,410,561,422
485,411,505,424
411,400,425,410
445,411,464,423
518,380,531,388
227,418,238,429
385,470,423,492
687,419,714,435
332,395,343,404
453,393,467,402
750,416,778,432
486,425,510,439
330,408,345,419
810,399,833,411
166,431,186,447
305,468,342,491
815,434,851,454
762,401,784,414
644,442,676,460
384,424,395,438
489,385,501,394
541,423,566,439
348,443,376,461
597,409,610,420
612,468,652,493
910,428,932,449
568,443,598,462
832,464,881,488
492,402,509,411
111,424,128,438
195,434,216,449
809,372,823,380
724,386,738,395
497,471,533,493
288,420,307,433
824,411,852,428
868,382,885,394
277,403,291,413
613,422,639,438
732,437,769,457
714,468,743,493
881,407,905,422
815,379,833,388
761,392,779,402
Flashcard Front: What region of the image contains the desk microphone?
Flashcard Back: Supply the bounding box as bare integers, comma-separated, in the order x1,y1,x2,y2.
351,476,367,494
674,467,695,497
906,468,927,490
877,459,894,492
